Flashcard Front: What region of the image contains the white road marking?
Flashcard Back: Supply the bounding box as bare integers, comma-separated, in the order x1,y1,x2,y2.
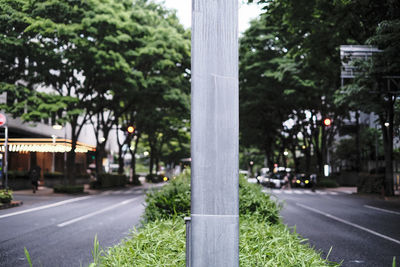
296,203,400,245
364,205,400,216
112,190,123,195
0,196,93,219
264,189,341,195
124,190,133,194
57,196,140,227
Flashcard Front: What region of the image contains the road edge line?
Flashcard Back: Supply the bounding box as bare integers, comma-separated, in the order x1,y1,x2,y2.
57,196,140,227
296,203,400,246
364,205,400,216
0,196,93,219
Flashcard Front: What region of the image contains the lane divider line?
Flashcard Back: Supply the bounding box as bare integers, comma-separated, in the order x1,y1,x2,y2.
296,203,400,245
57,196,140,227
0,196,93,220
364,205,400,216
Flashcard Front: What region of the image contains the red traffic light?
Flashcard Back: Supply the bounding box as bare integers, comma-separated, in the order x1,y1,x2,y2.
127,126,135,133
323,118,332,126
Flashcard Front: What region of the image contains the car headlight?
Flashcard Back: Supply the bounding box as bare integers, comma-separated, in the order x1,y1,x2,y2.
305,180,309,184
296,180,300,184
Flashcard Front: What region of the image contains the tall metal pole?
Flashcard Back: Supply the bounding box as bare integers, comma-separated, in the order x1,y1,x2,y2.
4,126,8,190
191,0,239,266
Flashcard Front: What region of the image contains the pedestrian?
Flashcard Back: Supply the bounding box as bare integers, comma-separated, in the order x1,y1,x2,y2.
282,175,291,190
29,165,40,193
310,174,317,192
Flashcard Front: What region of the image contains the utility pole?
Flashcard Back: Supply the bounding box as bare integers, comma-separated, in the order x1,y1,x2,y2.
190,0,239,266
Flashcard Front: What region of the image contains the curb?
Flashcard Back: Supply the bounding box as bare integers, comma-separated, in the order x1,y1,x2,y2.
0,200,23,210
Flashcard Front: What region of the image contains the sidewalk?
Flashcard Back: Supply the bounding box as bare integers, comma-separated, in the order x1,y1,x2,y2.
324,186,357,194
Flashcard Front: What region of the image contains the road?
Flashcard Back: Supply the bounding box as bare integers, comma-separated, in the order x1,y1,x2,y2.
0,186,156,267
264,187,400,267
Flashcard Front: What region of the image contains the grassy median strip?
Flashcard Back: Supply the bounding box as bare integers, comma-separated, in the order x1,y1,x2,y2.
90,172,339,266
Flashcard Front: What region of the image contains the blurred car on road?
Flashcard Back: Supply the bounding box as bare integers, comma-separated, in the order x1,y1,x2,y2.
259,172,286,188
293,173,312,188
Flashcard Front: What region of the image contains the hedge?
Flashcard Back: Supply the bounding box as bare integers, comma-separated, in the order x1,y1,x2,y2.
91,172,338,266
90,174,127,189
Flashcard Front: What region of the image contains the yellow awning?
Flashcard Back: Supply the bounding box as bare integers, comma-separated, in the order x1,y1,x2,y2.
0,138,96,153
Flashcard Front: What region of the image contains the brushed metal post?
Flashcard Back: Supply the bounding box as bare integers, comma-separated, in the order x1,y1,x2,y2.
190,0,239,266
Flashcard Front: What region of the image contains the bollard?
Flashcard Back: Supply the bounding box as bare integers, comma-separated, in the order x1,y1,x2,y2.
184,217,191,267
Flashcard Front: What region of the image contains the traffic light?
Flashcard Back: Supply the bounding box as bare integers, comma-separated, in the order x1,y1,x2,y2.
127,126,135,134
323,118,332,127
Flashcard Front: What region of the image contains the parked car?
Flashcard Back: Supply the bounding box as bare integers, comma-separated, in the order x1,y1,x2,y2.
260,172,286,188
293,174,312,188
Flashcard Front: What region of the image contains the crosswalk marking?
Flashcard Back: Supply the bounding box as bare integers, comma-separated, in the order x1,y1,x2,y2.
263,189,341,196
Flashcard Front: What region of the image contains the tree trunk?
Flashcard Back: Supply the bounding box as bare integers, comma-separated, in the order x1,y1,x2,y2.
118,147,124,175
96,142,106,175
355,111,361,172
130,135,140,185
149,145,155,176
67,140,77,185
66,123,78,185
290,145,299,173
381,98,394,196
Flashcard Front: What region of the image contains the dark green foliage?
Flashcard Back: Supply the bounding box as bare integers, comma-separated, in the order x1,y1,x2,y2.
318,179,339,188
239,177,281,224
145,174,165,183
7,170,29,180
357,174,385,194
53,185,84,194
143,174,190,222
91,174,127,189
0,189,13,203
43,172,64,179
143,173,280,225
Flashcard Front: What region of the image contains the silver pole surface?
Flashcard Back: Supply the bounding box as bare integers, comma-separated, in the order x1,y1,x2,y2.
190,0,239,266
4,126,8,189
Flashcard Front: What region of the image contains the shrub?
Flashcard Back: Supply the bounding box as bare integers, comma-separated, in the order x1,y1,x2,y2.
143,173,280,225
143,174,191,222
145,174,164,183
8,170,29,179
239,176,281,224
53,185,84,194
77,173,91,180
318,179,339,188
357,174,384,194
44,172,64,179
91,174,127,189
0,189,13,203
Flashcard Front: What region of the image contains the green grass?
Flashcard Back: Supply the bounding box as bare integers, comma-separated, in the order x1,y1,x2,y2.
90,171,340,266
93,218,339,266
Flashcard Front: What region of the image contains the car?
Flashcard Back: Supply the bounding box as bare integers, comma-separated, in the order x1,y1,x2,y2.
260,172,286,188
293,174,312,188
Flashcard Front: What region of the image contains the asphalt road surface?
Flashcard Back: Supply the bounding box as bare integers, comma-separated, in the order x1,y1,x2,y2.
0,186,155,267
264,187,400,267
